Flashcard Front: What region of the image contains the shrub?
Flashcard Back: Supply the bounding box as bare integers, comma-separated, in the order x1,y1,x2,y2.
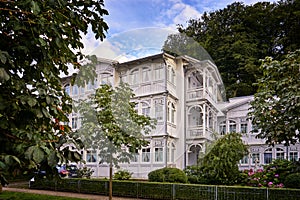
148,167,187,183
113,170,132,180
77,167,94,179
284,173,300,189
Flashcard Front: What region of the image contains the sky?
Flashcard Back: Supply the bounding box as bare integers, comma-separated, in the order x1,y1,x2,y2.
81,0,275,61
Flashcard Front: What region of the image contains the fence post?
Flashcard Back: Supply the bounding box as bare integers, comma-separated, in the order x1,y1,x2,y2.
78,180,81,193
215,186,218,200
172,184,176,200
136,182,139,199
266,188,269,200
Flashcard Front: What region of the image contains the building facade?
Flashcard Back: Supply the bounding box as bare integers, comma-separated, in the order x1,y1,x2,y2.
62,53,300,178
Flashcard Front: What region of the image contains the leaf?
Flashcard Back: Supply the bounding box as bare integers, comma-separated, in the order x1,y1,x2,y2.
33,146,44,164
31,1,40,14
27,97,37,107
0,68,10,82
25,146,35,160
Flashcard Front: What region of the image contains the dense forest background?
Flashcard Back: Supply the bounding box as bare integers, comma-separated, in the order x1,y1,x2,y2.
163,0,300,98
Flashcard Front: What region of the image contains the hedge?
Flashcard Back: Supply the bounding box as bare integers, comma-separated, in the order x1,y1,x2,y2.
30,178,300,200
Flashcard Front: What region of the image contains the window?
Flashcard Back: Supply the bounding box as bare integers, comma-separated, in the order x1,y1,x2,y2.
219,121,226,135
252,153,260,164
141,102,150,116
154,65,163,80
72,85,78,96
276,148,284,160
71,113,78,129
130,148,139,162
142,67,150,82
264,148,273,164
241,123,248,133
240,155,249,164
167,143,175,163
129,69,139,85
99,73,113,86
87,81,92,90
154,148,163,162
155,99,163,121
188,71,203,89
290,152,298,162
80,86,85,95
142,148,150,162
189,107,202,126
167,65,175,85
65,84,70,95
167,102,176,123
229,120,236,133
86,150,97,163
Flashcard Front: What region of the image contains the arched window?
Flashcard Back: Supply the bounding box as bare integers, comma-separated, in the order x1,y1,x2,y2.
188,71,203,89
264,148,273,164
129,69,139,85
99,73,113,86
189,106,202,127
142,67,150,82
219,121,226,135
154,99,164,121
141,102,150,116
167,102,176,123
229,120,236,133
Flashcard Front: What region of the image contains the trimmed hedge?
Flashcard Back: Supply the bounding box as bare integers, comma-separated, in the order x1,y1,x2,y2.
284,173,300,189
148,167,188,183
30,178,300,200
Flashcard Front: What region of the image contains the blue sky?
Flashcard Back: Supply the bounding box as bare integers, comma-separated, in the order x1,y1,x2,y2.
82,0,274,59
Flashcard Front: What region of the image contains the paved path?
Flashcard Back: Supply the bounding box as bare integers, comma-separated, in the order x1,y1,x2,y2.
3,187,139,200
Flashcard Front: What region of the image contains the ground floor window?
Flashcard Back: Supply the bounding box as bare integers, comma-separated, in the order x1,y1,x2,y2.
290,152,298,162
86,150,97,163
142,148,150,162
252,153,260,164
154,147,163,162
240,155,249,164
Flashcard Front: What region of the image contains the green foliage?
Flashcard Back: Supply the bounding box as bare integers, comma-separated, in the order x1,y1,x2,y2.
148,167,188,183
250,50,300,145
198,132,248,185
113,170,132,180
0,0,109,185
179,1,300,98
28,178,300,200
76,82,155,167
162,33,214,62
284,173,300,189
77,167,94,179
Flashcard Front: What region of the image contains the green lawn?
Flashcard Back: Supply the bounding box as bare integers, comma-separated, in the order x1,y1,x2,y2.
0,191,83,200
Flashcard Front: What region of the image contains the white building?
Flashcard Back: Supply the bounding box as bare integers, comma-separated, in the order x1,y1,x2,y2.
62,53,300,178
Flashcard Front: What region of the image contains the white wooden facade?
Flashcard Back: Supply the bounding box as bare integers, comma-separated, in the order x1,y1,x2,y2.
63,53,300,178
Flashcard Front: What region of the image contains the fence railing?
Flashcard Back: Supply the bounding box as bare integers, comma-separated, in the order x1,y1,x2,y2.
30,178,300,200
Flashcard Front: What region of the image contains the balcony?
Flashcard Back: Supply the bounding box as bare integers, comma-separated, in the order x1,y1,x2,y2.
187,126,204,139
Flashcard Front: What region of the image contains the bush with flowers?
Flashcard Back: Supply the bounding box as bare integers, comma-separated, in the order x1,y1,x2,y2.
240,159,297,188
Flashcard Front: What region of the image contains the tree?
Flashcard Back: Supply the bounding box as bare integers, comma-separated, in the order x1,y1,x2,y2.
76,83,155,200
178,0,300,98
249,50,300,146
162,33,214,63
0,0,109,186
198,132,248,185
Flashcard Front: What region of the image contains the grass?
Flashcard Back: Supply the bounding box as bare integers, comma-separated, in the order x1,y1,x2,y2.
0,191,84,200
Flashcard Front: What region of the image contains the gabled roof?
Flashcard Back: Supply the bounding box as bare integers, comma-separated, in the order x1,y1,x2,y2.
219,95,253,112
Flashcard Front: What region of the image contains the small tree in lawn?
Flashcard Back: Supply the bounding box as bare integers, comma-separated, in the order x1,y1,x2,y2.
249,50,300,147
76,83,155,200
